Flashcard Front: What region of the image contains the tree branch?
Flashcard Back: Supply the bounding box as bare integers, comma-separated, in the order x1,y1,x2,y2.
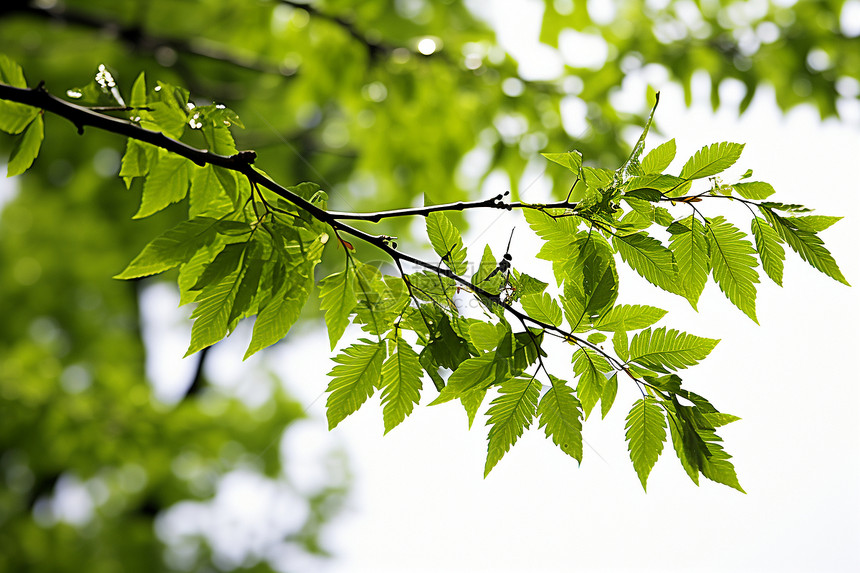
0,82,624,375
328,195,580,222
1,1,298,78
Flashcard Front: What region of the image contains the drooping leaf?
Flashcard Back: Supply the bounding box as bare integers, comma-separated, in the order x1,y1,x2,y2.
380,337,423,434
760,207,849,285
699,428,745,493
628,327,719,373
484,377,540,476
318,267,357,350
426,211,467,275
680,142,744,180
185,264,246,356
707,216,760,322
641,138,676,174
6,113,43,177
751,217,785,286
593,304,667,332
244,237,323,358
572,348,612,418
600,373,617,419
537,375,583,462
625,397,667,491
667,410,701,485
668,215,710,308
325,341,385,430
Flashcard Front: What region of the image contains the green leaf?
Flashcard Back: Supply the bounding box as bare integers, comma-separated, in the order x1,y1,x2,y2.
119,139,151,186
484,377,540,476
0,56,39,134
189,164,233,217
751,217,785,286
537,375,583,462
426,211,467,275
593,304,667,332
732,181,774,200
115,217,234,279
521,292,563,327
572,348,612,418
0,54,28,87
613,232,680,295
619,94,659,177
185,263,246,356
707,216,760,322
325,341,385,430
625,397,667,491
133,152,191,218
426,314,471,371
380,337,423,434
541,151,582,174
699,429,745,493
667,411,701,485
318,268,357,350
784,215,842,233
600,373,617,419
6,113,43,177
244,236,324,358
628,327,719,373
587,332,607,344
430,352,501,407
129,71,147,108
680,142,745,180
468,321,506,352
641,139,676,174
613,329,629,362
668,215,710,308
761,208,849,285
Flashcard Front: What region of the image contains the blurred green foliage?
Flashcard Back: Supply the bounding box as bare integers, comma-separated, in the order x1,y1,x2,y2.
0,0,853,570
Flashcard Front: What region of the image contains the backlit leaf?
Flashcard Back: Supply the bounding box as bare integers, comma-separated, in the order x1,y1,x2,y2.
326,341,385,430
484,377,540,476
625,397,667,491
537,375,583,462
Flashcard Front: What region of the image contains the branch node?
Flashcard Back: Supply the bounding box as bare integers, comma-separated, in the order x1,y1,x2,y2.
235,150,257,165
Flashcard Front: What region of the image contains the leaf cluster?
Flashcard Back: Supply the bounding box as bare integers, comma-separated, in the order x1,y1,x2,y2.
1,59,850,492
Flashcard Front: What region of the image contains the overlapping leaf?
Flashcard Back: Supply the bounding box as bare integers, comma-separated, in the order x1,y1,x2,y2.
318,267,357,350
668,215,710,308
426,211,467,275
625,397,667,491
537,375,583,462
326,341,385,430
751,217,785,286
761,207,849,285
707,216,760,322
380,338,423,434
484,377,540,475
